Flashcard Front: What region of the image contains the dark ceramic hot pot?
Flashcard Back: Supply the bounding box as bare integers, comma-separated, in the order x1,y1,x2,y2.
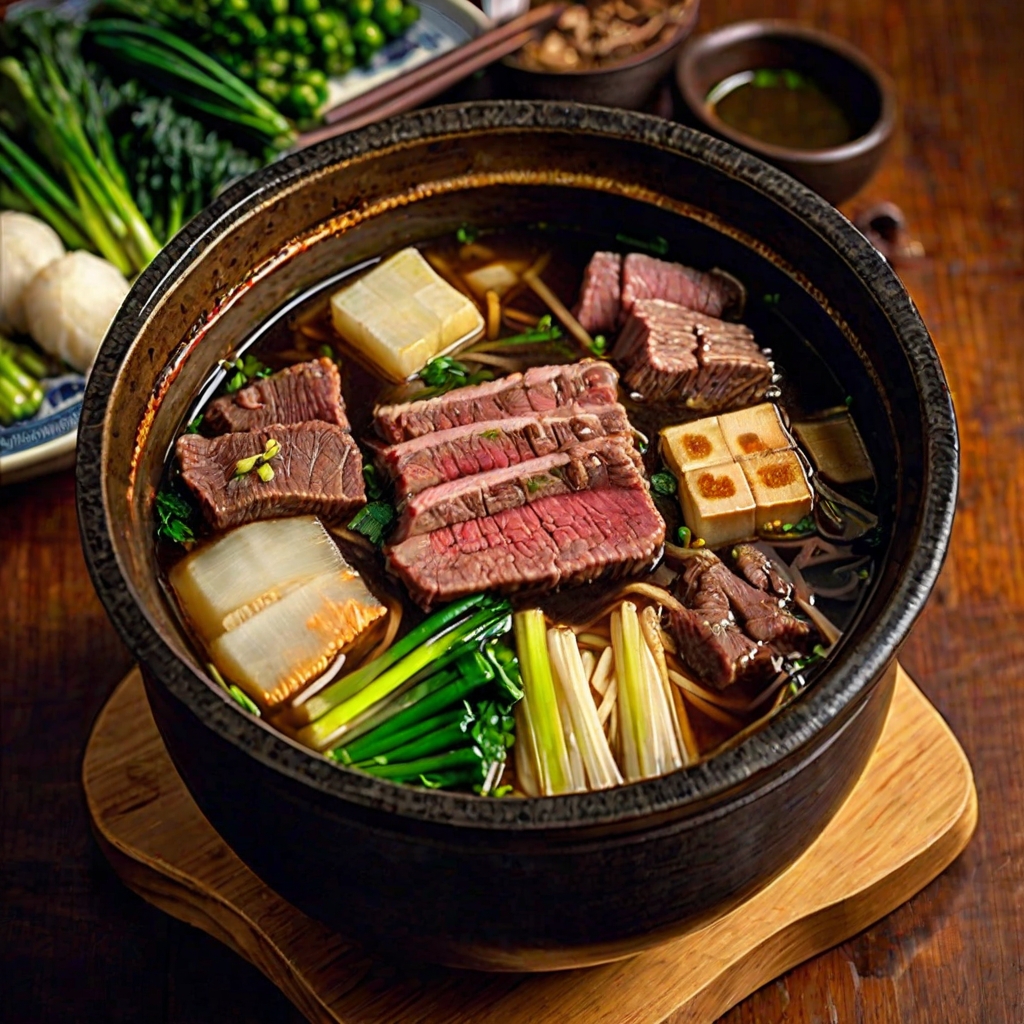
77,101,957,972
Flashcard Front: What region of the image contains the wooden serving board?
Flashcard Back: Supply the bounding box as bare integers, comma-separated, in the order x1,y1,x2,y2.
83,666,976,1024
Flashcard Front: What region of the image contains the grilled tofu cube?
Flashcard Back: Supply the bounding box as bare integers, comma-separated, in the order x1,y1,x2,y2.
661,416,732,477
740,449,813,530
793,412,874,484
718,402,793,460
679,462,756,547
331,247,484,381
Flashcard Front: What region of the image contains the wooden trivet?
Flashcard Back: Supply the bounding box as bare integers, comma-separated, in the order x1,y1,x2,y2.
83,666,976,1024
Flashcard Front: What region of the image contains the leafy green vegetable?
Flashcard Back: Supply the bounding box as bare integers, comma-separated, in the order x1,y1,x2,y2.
347,500,395,546
155,486,198,545
650,470,677,496
415,356,493,399
185,414,204,434
456,223,478,244
362,463,385,500
103,80,263,244
615,232,669,257
220,353,271,393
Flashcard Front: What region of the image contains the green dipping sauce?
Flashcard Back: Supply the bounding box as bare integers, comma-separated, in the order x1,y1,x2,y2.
707,69,855,150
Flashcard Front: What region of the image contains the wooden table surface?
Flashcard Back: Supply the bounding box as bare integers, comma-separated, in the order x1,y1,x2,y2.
2,0,1021,1020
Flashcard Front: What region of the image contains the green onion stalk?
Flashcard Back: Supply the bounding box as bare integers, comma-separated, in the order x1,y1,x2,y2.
0,337,46,427
0,15,161,275
294,595,513,750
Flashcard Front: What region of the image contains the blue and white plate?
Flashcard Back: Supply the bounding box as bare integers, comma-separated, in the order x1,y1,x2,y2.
0,372,85,485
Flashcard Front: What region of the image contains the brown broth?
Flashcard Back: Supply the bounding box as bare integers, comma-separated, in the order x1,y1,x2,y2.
709,69,856,151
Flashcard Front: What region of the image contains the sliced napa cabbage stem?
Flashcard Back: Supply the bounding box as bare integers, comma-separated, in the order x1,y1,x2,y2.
548,627,623,790
513,609,575,796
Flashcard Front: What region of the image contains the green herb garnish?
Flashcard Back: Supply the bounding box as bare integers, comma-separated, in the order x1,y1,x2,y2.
763,292,781,306
790,643,829,672
220,353,272,394
348,500,396,546
234,437,281,480
588,334,608,357
415,356,494,399
480,429,502,440
155,487,198,546
185,414,203,434
676,525,692,547
456,224,478,244
650,470,677,496
615,232,669,257
362,463,385,500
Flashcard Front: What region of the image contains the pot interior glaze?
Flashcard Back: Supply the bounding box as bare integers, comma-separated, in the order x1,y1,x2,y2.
77,102,956,967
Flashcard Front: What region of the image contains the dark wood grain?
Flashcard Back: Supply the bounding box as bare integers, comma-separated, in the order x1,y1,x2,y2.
1,0,1022,1019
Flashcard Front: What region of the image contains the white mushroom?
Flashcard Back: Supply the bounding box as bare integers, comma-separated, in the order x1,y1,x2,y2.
22,251,130,373
0,211,66,335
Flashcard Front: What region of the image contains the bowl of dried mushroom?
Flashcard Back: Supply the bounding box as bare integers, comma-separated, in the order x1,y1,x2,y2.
503,0,699,109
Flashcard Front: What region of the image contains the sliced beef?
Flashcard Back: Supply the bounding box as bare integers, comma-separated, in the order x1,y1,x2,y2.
374,360,619,444
669,549,773,689
381,405,631,501
613,299,772,409
387,458,665,608
204,358,348,434
620,254,745,322
669,548,813,688
391,436,643,543
177,422,365,531
574,251,622,334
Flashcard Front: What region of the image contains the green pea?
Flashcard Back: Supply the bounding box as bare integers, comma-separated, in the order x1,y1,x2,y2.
241,12,269,40
289,82,321,113
331,17,351,40
374,0,403,27
310,9,336,34
319,30,340,52
347,0,374,20
271,46,293,64
295,0,321,12
272,14,291,35
257,77,288,102
352,16,385,55
287,14,308,35
256,56,287,76
297,67,328,88
225,0,249,13
399,2,418,27
324,51,354,76
292,52,311,71
267,0,289,14
236,59,255,78
340,37,356,57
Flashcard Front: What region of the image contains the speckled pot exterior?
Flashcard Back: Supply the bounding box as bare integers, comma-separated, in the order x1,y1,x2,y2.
77,101,957,971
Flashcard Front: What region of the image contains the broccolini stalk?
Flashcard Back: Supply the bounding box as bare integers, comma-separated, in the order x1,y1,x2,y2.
513,609,575,795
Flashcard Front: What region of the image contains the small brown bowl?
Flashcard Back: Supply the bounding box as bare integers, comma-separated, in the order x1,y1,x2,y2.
503,0,699,110
677,20,896,205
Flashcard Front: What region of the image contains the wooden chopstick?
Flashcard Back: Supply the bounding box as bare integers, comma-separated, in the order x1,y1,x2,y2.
296,3,564,147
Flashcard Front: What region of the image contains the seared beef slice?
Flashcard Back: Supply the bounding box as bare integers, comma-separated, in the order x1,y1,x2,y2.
204,358,348,433
374,361,619,444
387,443,665,607
614,300,771,409
392,436,644,542
619,253,745,321
381,405,631,501
574,251,622,334
177,422,365,530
